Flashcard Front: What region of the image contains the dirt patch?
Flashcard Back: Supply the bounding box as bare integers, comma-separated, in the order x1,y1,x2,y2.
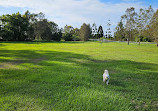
11,57,46,64
132,100,158,110
9,60,29,65
0,57,46,69
0,63,19,69
151,101,158,108
70,58,90,64
91,59,111,63
31,57,46,63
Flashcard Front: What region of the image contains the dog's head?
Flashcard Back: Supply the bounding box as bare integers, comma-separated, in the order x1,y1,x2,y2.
104,70,108,74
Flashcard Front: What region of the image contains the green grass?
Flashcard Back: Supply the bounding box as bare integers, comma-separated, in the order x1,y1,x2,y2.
0,41,158,111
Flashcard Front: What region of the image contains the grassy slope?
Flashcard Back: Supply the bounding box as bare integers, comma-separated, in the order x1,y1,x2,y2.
0,41,158,111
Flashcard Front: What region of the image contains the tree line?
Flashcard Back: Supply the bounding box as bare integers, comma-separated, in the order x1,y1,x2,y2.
0,11,105,41
0,11,62,41
0,6,157,45
114,6,158,45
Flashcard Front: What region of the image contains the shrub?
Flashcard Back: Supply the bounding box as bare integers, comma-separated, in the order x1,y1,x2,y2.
63,33,73,41
52,31,62,41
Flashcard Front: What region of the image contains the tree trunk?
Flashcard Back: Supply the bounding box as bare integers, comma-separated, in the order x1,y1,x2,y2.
127,32,130,45
127,38,129,45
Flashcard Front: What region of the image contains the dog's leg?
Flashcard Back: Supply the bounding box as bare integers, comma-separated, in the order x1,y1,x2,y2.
106,79,109,85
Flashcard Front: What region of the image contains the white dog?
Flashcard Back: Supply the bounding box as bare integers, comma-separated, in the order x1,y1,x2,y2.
103,70,110,85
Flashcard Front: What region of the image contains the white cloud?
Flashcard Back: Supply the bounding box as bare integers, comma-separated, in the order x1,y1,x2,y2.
0,0,147,32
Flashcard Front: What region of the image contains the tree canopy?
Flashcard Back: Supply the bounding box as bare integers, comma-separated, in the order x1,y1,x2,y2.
97,25,104,39
79,23,91,41
114,5,157,45
0,11,62,41
0,6,157,44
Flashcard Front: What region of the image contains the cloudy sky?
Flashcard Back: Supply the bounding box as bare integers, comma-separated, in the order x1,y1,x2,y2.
0,0,157,33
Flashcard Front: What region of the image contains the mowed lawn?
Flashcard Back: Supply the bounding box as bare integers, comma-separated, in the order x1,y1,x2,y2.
0,41,158,111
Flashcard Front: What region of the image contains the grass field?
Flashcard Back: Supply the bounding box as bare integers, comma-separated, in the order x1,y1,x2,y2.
0,41,158,111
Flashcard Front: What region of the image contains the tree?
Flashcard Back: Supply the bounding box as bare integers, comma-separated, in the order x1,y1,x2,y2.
136,6,154,45
114,21,125,41
49,22,62,41
33,12,57,41
34,19,61,41
37,12,45,21
72,28,80,41
0,11,62,41
79,23,91,41
62,25,80,41
0,20,2,38
97,25,104,39
62,25,74,41
40,20,52,41
121,7,137,45
34,19,47,40
91,23,98,38
149,9,158,46
23,10,37,40
52,29,62,41
0,12,30,41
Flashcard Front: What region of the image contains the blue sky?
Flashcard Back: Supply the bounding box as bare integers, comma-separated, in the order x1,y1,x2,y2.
0,0,157,33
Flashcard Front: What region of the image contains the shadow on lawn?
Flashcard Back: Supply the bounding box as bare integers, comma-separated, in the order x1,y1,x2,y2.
0,49,158,89
0,44,5,46
0,49,158,110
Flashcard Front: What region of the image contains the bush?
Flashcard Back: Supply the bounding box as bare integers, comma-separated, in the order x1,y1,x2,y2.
63,33,73,41
135,36,149,42
72,35,80,41
52,31,62,41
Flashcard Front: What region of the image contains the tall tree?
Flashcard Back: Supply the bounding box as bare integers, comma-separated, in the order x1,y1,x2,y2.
62,25,74,41
121,7,137,45
79,23,91,41
34,19,60,41
49,21,62,41
0,11,62,41
72,28,80,41
52,29,62,41
114,21,125,41
0,12,30,41
97,25,104,39
149,9,158,46
37,12,45,21
91,23,98,38
136,6,154,45
23,10,37,40
0,20,2,37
